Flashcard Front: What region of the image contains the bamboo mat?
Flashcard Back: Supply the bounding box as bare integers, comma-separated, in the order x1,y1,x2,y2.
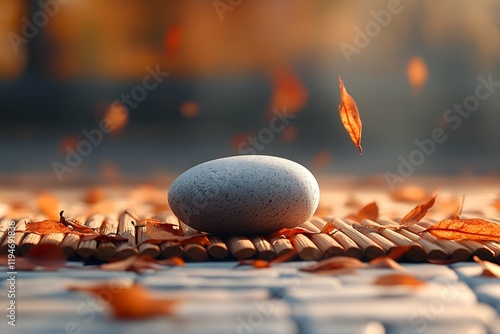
1,186,499,263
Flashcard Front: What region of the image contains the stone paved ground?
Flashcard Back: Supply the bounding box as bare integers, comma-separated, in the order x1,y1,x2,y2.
1,261,500,334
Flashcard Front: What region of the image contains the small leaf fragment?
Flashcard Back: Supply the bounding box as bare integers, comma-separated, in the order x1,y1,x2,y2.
399,190,438,227
338,76,362,154
373,273,426,287
69,283,178,319
300,256,366,273
424,218,500,241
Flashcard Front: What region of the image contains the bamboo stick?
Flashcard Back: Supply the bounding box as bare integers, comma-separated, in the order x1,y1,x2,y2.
378,219,448,260
115,212,138,260
207,235,229,259
301,219,345,257
359,219,426,262
272,238,295,257
0,218,29,255
250,236,276,261
332,218,385,260
293,234,322,260
410,221,471,261
226,236,256,259
178,220,208,261
95,214,119,261
156,214,184,259
137,217,161,258
76,214,105,258
351,221,397,252
309,216,363,258
0,219,13,246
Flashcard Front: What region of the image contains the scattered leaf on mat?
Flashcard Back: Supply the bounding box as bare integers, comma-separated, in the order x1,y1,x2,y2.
141,218,183,238
473,256,500,278
399,190,438,227
347,202,379,222
267,227,316,241
300,256,366,273
424,218,500,241
373,273,425,287
320,221,338,235
338,76,362,154
69,283,178,319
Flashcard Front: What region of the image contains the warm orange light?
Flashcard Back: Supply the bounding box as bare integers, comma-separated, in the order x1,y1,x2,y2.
104,102,129,134
269,66,308,114
407,56,428,95
179,101,200,118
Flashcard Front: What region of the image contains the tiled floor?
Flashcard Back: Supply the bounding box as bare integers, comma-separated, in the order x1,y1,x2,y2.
1,261,499,334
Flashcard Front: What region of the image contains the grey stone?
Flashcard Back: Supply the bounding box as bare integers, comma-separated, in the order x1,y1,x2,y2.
168,155,320,235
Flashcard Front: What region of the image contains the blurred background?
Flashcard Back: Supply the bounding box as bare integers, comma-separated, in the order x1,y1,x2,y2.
0,0,499,188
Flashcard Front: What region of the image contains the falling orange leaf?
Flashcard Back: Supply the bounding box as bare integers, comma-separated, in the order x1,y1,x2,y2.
164,23,182,58
300,256,366,273
269,66,308,114
179,101,200,118
59,135,80,155
104,102,128,135
69,283,178,319
347,202,379,222
373,273,426,287
338,76,362,154
473,256,500,278
390,185,430,203
37,191,60,220
407,56,428,95
399,190,438,227
424,218,500,241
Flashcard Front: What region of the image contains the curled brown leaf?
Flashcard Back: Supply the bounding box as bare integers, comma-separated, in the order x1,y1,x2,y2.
346,202,379,222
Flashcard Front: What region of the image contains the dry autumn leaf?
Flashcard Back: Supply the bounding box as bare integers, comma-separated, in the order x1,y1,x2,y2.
237,249,297,269
473,256,500,278
0,244,66,270
69,283,178,319
300,256,366,273
267,227,316,242
368,246,411,270
424,218,500,241
399,190,438,227
373,273,425,287
320,221,338,235
100,255,184,273
37,191,60,220
338,76,362,154
346,202,379,222
141,218,183,238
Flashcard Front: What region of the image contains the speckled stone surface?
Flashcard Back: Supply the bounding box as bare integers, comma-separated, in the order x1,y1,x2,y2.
168,155,320,235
